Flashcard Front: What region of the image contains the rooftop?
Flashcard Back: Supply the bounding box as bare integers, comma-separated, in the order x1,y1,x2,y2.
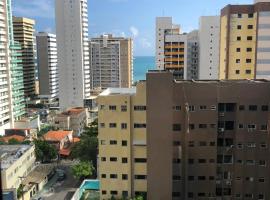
0,145,33,170
99,88,136,96
43,130,73,142
0,135,25,143
59,107,86,116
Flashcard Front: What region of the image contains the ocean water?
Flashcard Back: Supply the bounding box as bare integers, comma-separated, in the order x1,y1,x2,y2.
133,56,155,82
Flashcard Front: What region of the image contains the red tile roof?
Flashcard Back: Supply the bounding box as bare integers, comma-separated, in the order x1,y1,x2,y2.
43,130,72,142
1,135,25,143
73,137,80,143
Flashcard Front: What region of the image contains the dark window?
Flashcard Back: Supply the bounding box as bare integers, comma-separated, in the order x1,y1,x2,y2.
172,192,181,197
248,25,253,29
102,190,107,195
199,124,207,129
173,175,181,180
101,174,106,178
101,157,106,162
188,176,194,181
121,123,127,129
109,123,117,128
237,25,242,30
189,141,194,147
109,105,116,111
134,175,147,180
239,124,244,129
134,106,146,111
173,124,181,131
174,106,181,111
188,159,194,164
110,140,117,145
200,105,207,110
134,158,147,163
237,36,241,41
236,59,240,63
111,191,118,195
261,125,268,131
189,124,195,130
199,141,207,146
239,105,245,111
188,193,194,198
238,14,242,18
262,105,268,111
248,13,254,18
198,159,207,163
247,36,253,40
246,70,251,74
173,141,181,146
121,105,127,112
122,174,128,180
134,123,146,128
110,157,117,162
236,69,240,74
249,105,257,111
122,157,128,163
247,47,252,52
122,140,127,146
210,142,215,146
236,48,241,52
259,177,265,182
122,191,128,197
225,121,235,130
246,59,252,63
110,174,117,179
198,176,206,180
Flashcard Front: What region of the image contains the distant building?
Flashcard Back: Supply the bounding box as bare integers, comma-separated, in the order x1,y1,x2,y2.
89,34,133,90
36,32,58,103
13,17,36,98
43,130,73,151
53,107,87,135
219,1,270,79
187,30,199,80
0,145,36,190
199,16,220,80
98,71,270,199
55,0,90,110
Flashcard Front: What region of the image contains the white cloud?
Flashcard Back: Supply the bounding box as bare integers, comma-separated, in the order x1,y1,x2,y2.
129,26,139,38
13,0,54,19
140,38,152,49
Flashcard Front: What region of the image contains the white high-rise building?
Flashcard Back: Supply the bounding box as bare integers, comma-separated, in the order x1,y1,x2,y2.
187,30,199,80
36,32,58,102
55,0,90,110
199,16,220,80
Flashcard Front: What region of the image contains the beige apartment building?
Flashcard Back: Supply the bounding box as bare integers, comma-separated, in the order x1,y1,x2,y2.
219,0,270,80
98,71,270,200
13,17,36,98
0,145,36,190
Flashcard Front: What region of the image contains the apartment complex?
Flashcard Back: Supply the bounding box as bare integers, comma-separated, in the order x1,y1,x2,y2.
98,86,147,199
199,16,220,80
0,145,36,189
36,32,58,102
99,71,270,199
13,17,36,98
89,34,133,90
156,17,187,79
187,30,199,80
55,0,90,110
219,0,270,79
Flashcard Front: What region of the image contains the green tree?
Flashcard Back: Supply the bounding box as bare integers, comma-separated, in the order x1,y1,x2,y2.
34,139,57,163
71,161,94,180
17,184,24,199
8,138,21,145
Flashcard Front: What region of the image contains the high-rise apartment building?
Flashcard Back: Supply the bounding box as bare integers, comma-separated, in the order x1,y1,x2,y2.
55,0,90,110
156,17,187,79
187,30,199,80
0,0,25,134
199,16,220,80
219,1,270,80
89,34,133,90
98,71,270,200
36,32,58,102
13,17,36,98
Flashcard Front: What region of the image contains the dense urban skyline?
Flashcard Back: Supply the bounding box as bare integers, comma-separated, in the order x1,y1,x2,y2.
13,0,253,56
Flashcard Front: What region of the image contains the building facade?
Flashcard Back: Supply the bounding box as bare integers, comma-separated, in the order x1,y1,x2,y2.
36,32,58,102
219,1,270,79
199,16,220,80
156,17,188,80
187,30,199,80
55,0,90,110
13,17,36,98
99,71,270,200
89,34,133,90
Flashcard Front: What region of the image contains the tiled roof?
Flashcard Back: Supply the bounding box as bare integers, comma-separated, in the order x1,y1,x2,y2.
43,130,72,142
0,135,25,143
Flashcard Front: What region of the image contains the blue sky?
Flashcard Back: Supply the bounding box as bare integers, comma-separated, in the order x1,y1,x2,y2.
13,0,253,56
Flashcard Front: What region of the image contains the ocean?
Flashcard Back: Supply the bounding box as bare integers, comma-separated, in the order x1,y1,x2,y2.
133,56,155,82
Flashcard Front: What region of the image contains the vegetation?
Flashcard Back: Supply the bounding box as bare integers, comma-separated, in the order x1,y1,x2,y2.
17,184,24,199
34,139,57,163
71,120,98,171
7,138,21,145
71,161,95,180
38,125,55,137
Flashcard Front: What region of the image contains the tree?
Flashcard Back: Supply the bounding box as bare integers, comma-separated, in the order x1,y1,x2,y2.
34,139,57,163
8,138,21,145
71,161,94,180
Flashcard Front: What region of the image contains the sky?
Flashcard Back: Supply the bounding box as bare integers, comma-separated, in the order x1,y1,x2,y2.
13,0,253,56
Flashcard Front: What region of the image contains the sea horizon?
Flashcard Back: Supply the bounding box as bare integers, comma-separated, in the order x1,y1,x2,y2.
134,56,155,82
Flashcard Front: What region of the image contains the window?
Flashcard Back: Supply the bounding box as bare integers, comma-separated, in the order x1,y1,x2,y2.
198,159,206,163
199,141,207,146
261,125,268,131
209,159,215,163
109,123,117,128
249,105,257,111
134,175,147,180
188,176,194,181
236,70,240,74
110,174,118,179
122,174,128,180
174,106,181,111
100,140,106,145
210,142,215,146
238,124,244,129
239,105,245,111
172,192,181,197
122,157,128,163
248,13,254,18
236,48,241,52
134,123,146,128
210,124,216,128
122,191,128,197
173,141,181,146
198,176,206,180
258,177,265,182
100,105,105,110
259,160,266,166
121,105,127,112
247,47,252,52
173,158,181,164
200,105,207,110
188,193,194,198
101,174,106,178
262,105,268,111
238,13,242,18
246,59,252,63
134,158,147,163
237,36,241,41
246,177,254,182
260,143,267,149
109,105,116,111
237,25,242,30
189,124,195,130
188,105,195,112
173,124,181,131
100,123,105,128
188,159,194,164
101,157,106,161
173,175,181,181
134,106,146,111
237,143,243,149
247,143,256,148
248,124,256,130
224,155,233,164
245,194,253,198
247,36,253,40
258,194,265,200
199,124,207,129
110,157,117,162
246,160,255,165
102,190,107,195
248,25,253,29
122,140,127,146
189,141,194,147
121,123,127,129
110,140,117,145
236,59,240,63
111,191,118,195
